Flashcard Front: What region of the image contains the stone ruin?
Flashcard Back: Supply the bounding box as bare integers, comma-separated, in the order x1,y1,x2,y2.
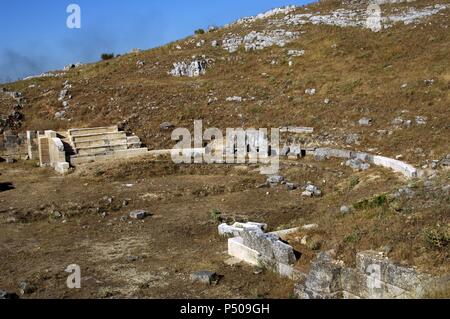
295,250,449,299
220,222,299,278
1,126,148,175
219,223,448,299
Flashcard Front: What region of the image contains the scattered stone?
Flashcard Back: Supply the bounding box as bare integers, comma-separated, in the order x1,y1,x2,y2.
346,158,370,171
160,122,174,130
190,271,219,285
126,256,139,262
52,211,62,219
340,206,351,215
55,111,65,119
415,116,427,125
19,282,36,295
129,210,149,220
287,49,305,57
358,117,372,126
6,217,16,224
303,184,322,197
226,96,243,102
253,267,264,275
266,175,284,186
305,88,316,96
136,60,145,68
324,98,331,105
285,183,298,191
392,117,404,126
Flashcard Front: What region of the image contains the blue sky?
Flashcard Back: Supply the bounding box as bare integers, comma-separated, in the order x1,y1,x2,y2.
0,0,313,83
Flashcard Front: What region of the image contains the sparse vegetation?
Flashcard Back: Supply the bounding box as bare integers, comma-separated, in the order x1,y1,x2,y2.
353,194,389,210
423,227,450,249
194,28,205,35
209,208,222,223
100,53,114,61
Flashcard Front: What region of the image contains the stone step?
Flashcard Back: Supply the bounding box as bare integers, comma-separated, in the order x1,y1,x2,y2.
71,132,127,143
76,144,129,156
126,136,141,144
74,137,128,149
68,126,119,137
70,148,149,165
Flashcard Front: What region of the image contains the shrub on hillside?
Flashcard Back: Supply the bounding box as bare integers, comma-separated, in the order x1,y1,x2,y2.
101,53,114,61
194,29,205,35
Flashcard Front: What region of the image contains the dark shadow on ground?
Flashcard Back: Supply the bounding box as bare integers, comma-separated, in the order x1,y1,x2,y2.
0,182,15,192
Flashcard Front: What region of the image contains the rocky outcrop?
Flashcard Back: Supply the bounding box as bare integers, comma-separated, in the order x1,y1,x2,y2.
223,30,298,53
169,58,209,77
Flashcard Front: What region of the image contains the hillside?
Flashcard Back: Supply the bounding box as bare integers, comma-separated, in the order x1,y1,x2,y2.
1,0,449,165
0,0,449,299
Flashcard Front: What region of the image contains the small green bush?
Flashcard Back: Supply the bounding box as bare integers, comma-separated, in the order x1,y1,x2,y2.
209,209,222,223
353,193,388,210
194,29,205,35
101,53,114,61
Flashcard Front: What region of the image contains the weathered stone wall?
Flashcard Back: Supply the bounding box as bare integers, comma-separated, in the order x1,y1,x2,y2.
0,131,28,160
38,131,69,174
312,147,418,178
295,251,447,299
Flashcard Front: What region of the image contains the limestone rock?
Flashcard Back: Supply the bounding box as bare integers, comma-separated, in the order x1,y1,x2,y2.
241,228,296,265
190,271,219,285
129,210,148,220
359,118,372,126
169,59,208,77
266,175,284,186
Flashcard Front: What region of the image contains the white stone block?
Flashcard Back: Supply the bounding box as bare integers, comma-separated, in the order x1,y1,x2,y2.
228,237,261,266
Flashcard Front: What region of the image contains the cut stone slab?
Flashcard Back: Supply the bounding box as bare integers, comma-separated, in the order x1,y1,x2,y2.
190,271,219,285
228,237,261,267
218,222,267,237
241,228,296,265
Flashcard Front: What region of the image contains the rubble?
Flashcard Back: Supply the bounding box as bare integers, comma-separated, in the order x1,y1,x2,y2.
190,271,219,285
129,210,148,220
302,184,322,197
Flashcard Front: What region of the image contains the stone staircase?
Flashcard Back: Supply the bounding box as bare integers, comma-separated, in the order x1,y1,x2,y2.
67,126,148,165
